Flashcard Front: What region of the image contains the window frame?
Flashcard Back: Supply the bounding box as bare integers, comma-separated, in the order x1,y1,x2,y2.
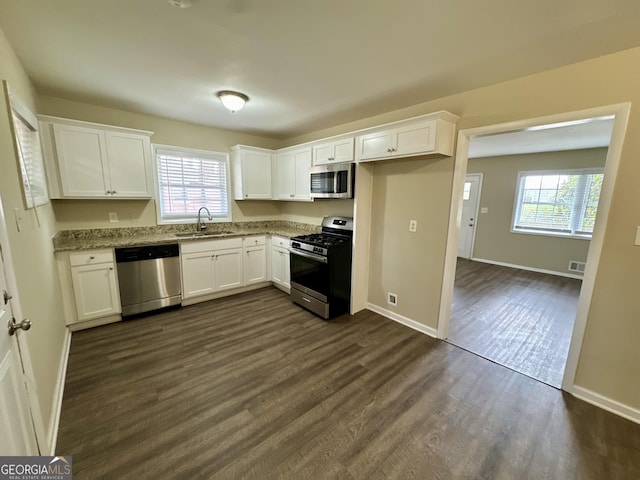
511,167,604,241
152,143,232,225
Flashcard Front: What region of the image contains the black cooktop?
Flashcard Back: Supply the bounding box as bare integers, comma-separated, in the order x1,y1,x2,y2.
291,233,350,248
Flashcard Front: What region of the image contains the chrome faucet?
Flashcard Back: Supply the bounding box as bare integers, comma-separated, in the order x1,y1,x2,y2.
197,207,212,231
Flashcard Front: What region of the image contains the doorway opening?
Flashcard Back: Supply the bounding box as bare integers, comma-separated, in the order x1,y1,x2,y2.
438,104,630,391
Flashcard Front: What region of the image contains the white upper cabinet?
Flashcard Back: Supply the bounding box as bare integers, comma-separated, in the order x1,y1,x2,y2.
356,112,459,162
312,137,354,165
39,116,153,199
274,147,312,201
231,145,273,200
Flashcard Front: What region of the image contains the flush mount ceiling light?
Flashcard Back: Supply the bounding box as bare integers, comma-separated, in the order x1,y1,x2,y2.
217,91,249,113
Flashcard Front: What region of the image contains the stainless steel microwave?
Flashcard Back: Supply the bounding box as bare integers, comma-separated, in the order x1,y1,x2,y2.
309,162,354,199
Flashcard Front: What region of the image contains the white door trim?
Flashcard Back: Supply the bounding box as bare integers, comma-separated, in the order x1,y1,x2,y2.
0,198,47,452
437,103,631,397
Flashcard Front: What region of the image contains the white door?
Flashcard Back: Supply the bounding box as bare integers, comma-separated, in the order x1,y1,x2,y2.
457,174,482,259
0,243,38,455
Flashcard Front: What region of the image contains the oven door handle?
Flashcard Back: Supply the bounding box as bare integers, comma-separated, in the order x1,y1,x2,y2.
289,248,328,264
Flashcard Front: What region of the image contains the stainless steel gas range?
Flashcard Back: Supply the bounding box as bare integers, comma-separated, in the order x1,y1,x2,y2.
289,216,353,319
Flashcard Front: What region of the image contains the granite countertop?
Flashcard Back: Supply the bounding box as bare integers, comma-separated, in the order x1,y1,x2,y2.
53,220,320,252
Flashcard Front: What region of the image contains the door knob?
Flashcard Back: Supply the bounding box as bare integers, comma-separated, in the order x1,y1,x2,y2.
8,318,31,336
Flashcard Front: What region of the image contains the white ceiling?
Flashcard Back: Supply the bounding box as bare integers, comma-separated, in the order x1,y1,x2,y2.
468,118,614,158
1,0,640,138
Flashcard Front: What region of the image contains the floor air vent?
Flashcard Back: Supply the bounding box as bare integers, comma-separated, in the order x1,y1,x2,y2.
568,261,586,273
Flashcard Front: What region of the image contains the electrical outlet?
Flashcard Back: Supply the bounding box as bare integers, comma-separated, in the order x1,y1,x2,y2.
388,292,398,306
409,220,417,232
109,212,118,223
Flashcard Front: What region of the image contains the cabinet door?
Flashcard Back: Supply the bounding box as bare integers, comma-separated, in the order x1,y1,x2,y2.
271,247,290,289
312,143,334,166
245,246,267,284
358,130,394,161
70,262,120,321
293,148,312,200
274,151,295,199
213,248,244,291
105,131,152,198
181,251,215,299
271,247,285,286
394,121,437,156
242,150,272,199
332,138,355,163
53,124,109,197
282,249,291,289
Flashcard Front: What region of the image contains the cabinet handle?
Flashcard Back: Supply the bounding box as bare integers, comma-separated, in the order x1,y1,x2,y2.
290,194,294,197
89,256,95,260
112,190,117,194
109,267,114,271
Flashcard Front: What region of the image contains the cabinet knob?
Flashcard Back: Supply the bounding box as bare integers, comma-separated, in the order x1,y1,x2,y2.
290,194,294,197
386,148,393,153
112,190,117,194
109,267,114,270
89,256,95,260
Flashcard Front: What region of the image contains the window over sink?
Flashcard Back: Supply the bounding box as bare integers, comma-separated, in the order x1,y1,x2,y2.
153,144,231,224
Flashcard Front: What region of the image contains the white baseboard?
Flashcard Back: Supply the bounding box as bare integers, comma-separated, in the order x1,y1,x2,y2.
367,303,438,338
570,385,640,425
47,328,72,455
470,257,584,280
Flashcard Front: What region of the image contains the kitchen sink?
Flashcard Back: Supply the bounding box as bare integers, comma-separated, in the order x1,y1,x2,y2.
174,231,235,238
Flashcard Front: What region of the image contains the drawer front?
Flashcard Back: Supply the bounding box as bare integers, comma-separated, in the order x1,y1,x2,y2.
271,236,290,248
243,236,266,247
181,237,243,254
69,250,114,266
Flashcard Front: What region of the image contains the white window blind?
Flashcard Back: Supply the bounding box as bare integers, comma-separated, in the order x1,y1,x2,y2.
6,83,48,209
512,169,603,238
155,146,230,223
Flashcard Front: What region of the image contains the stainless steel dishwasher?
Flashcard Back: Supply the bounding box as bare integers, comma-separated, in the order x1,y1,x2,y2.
115,243,181,316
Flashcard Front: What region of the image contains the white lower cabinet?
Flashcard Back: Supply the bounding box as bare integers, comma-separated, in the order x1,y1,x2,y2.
244,236,268,285
69,250,121,322
270,236,291,292
181,238,244,299
213,249,244,291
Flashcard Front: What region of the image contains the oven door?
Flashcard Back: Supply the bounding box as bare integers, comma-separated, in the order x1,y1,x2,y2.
289,248,329,302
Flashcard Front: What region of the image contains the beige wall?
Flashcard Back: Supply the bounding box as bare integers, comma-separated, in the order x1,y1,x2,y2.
467,148,607,273
368,156,453,325
291,46,640,411
0,29,67,446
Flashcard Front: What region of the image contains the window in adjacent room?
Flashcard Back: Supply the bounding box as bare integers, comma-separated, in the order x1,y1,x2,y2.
154,144,231,224
512,168,604,239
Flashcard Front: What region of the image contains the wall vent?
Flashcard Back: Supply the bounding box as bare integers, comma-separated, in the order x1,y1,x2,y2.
387,292,398,306
568,261,586,273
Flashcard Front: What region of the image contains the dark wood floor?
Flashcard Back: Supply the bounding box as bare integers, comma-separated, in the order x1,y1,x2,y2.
449,259,582,387
57,287,640,479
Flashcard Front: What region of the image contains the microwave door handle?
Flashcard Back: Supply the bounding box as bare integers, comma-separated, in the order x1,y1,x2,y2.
333,172,339,194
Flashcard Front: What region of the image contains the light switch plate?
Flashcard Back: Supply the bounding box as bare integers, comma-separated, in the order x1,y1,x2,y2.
635,226,640,246
481,207,489,214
